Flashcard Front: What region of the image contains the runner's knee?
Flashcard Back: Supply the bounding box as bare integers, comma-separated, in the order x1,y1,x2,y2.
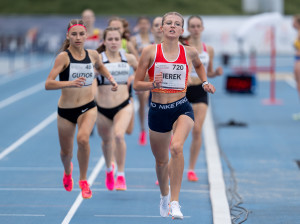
77,134,89,148
170,142,183,158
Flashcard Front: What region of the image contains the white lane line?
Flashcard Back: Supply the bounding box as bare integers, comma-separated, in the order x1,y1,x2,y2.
0,112,57,160
0,214,45,217
285,77,296,88
61,156,105,224
94,215,191,218
203,106,231,224
0,81,44,110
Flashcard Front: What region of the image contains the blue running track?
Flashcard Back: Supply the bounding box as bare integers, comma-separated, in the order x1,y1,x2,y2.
0,55,299,224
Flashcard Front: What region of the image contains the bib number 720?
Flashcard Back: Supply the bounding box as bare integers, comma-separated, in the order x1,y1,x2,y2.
173,64,184,70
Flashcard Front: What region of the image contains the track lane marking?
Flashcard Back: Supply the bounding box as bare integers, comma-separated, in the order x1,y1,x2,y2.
203,106,231,224
0,112,57,160
0,81,44,110
61,156,105,224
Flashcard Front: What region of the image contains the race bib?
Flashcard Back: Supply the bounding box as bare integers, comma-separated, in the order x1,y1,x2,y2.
69,63,94,86
104,62,130,84
191,52,209,77
154,62,186,90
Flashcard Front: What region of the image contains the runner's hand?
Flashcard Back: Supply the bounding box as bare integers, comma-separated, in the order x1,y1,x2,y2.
153,72,163,88
215,67,223,76
71,77,86,88
203,83,216,94
110,79,118,91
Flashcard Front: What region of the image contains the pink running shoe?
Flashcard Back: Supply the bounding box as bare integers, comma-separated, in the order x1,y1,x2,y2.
115,175,127,191
155,180,159,186
63,162,73,192
138,130,147,146
105,170,115,191
79,180,92,199
187,170,199,182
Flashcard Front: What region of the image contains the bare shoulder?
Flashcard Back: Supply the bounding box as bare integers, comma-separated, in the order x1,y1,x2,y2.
142,44,156,56
185,45,198,58
55,51,69,64
206,45,214,55
87,49,98,58
87,49,100,63
125,53,136,62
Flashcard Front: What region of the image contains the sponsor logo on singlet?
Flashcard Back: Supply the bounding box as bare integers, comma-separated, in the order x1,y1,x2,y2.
154,62,186,90
69,63,95,86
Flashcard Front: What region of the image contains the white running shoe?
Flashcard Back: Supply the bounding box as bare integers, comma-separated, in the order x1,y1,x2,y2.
160,187,170,217
170,201,183,219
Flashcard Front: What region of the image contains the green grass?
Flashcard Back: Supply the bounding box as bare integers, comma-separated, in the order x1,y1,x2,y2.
0,0,299,15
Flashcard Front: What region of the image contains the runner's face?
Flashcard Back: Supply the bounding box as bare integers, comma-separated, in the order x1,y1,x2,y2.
162,15,184,39
67,26,87,48
109,20,124,35
138,19,151,33
151,18,163,38
82,11,95,27
188,17,203,37
104,30,121,52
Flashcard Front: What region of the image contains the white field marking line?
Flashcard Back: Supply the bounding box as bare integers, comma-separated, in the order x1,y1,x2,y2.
203,105,231,224
94,215,191,218
61,156,105,224
0,81,44,109
0,214,45,217
0,188,207,193
0,112,57,160
285,76,296,88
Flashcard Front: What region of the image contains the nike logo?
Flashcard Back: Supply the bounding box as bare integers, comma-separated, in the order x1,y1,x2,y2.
82,108,88,113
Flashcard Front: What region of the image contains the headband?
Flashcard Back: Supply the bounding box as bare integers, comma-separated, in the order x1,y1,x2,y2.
68,24,87,33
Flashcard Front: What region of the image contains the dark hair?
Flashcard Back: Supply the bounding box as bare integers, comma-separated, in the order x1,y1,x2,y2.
187,15,203,27
162,12,184,28
59,19,86,52
108,17,131,41
179,36,189,46
96,27,122,53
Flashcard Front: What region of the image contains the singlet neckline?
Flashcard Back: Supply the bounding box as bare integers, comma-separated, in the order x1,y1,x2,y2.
66,49,88,62
102,51,127,63
161,43,180,63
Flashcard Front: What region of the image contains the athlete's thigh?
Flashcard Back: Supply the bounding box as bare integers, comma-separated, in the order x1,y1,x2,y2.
192,103,208,130
57,115,76,150
96,112,114,140
113,104,133,133
149,129,172,162
172,115,194,146
77,107,97,136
